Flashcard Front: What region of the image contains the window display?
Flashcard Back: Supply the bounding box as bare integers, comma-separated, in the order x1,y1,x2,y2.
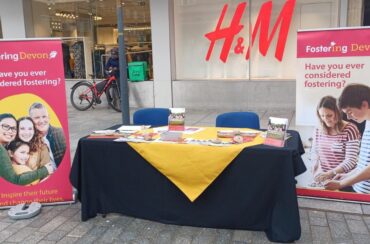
31,0,152,80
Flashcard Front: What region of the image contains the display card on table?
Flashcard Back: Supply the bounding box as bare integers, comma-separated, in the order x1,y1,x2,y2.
264,117,289,147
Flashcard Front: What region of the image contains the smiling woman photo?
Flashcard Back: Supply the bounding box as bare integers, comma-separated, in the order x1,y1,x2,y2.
16,117,51,171
311,96,360,186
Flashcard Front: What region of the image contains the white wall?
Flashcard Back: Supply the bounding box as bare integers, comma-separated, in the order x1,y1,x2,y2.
0,0,26,38
23,0,35,37
31,1,51,37
172,80,296,110
150,0,172,107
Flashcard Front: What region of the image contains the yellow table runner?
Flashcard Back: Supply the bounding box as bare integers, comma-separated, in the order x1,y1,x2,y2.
128,127,264,201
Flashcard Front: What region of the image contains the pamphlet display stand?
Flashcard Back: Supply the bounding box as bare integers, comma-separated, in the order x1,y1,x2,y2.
168,108,185,131
264,117,288,147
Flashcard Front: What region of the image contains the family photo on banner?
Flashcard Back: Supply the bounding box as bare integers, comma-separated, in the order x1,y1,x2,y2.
0,102,65,186
0,39,73,207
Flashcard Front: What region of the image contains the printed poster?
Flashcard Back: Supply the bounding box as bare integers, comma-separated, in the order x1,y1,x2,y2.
296,28,370,202
0,39,73,207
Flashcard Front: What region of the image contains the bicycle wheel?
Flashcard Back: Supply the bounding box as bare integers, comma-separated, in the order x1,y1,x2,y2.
70,82,95,111
106,84,121,112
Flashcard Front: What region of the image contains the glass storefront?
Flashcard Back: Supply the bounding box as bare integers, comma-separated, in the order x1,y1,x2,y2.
31,0,152,80
27,0,366,81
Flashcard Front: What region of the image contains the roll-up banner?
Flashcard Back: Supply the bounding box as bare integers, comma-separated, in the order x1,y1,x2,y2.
0,39,73,207
296,27,370,202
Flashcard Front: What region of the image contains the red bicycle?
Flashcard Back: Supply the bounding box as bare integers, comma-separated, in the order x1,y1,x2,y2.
70,72,121,112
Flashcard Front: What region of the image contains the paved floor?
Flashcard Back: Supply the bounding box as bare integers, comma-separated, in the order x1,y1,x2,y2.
1,104,370,243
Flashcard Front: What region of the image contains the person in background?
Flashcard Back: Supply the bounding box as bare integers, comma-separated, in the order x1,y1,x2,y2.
311,96,360,186
105,47,119,78
0,113,53,185
325,84,370,193
17,117,51,170
29,103,65,168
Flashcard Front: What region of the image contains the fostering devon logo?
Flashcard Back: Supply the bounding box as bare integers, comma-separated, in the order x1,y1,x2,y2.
0,51,58,62
305,42,348,54
305,41,370,55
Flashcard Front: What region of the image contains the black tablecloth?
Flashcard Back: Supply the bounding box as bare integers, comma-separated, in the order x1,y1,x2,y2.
70,129,306,243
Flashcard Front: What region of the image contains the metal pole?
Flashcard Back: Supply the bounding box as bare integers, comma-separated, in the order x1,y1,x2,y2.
117,0,130,124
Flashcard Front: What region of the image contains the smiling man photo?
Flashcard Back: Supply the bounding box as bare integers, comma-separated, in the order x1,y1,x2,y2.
29,102,66,168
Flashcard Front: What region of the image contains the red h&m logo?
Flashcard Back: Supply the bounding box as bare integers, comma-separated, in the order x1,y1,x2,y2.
205,0,296,63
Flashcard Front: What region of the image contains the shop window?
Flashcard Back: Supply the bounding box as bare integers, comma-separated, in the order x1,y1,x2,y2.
173,0,339,80
30,0,152,81
94,0,153,80
364,0,370,26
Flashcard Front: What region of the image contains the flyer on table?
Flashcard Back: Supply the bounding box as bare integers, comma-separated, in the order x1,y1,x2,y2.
296,27,370,202
0,39,73,207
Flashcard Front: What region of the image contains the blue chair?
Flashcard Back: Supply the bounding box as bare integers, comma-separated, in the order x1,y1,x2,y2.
133,108,170,127
216,112,260,129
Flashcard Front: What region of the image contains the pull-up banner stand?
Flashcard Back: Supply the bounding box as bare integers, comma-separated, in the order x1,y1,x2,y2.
296,27,370,202
0,39,73,207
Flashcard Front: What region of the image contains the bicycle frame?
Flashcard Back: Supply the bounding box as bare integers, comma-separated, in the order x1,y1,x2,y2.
96,74,118,98
70,73,121,112
71,74,117,102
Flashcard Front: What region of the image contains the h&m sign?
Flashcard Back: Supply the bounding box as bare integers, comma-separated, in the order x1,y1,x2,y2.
205,0,296,63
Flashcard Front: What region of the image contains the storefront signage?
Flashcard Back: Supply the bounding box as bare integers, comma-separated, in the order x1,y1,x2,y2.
205,0,296,63
0,39,73,207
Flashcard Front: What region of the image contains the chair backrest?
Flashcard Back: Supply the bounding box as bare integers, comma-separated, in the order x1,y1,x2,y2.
216,112,260,129
133,108,170,127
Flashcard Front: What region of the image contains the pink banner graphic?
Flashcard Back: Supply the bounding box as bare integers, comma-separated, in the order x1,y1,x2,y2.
296,28,370,126
0,39,73,207
297,28,370,58
296,28,370,203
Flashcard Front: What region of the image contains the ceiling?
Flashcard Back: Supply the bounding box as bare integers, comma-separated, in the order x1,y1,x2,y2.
34,0,151,26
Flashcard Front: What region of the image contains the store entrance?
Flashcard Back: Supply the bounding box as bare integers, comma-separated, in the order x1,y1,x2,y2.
31,0,152,81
